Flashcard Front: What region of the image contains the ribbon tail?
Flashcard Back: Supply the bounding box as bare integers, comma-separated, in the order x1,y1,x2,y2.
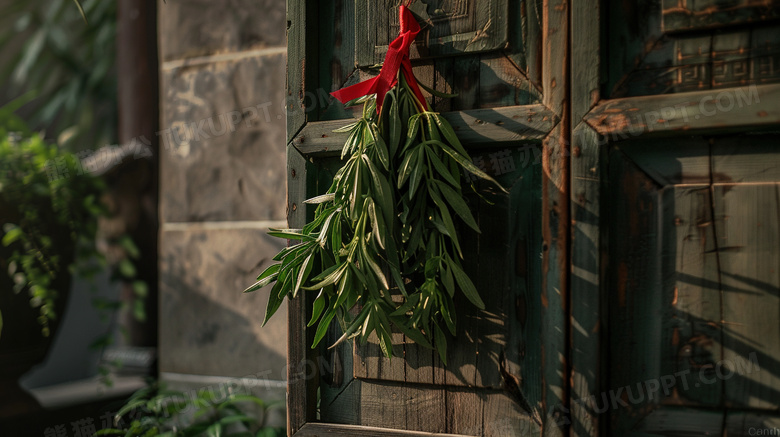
330,77,380,105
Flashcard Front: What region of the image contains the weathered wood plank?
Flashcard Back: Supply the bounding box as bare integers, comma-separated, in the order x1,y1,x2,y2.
451,56,481,111
473,184,509,388
482,390,541,436
569,123,603,437
478,54,540,108
540,121,569,436
442,187,481,388
629,408,724,436
616,138,712,187
353,331,406,381
292,105,557,156
725,412,780,437
432,57,455,113
287,0,318,142
287,144,317,434
661,184,723,408
295,422,463,437
607,146,666,433
570,0,600,124
540,0,570,431
711,137,780,184
584,83,779,138
716,181,780,410
542,0,567,116
443,388,481,435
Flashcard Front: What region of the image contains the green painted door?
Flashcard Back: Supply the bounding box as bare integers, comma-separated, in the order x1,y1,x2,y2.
571,1,780,436
286,0,780,435
286,0,569,435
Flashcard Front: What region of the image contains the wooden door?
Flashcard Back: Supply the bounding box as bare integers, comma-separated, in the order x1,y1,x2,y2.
285,0,569,435
286,0,780,436
571,1,780,436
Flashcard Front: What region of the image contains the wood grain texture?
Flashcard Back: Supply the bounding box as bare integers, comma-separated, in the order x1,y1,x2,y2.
584,83,780,138
569,123,603,437
287,145,316,434
287,0,309,142
292,105,557,157
295,422,464,437
570,0,600,124
725,412,780,437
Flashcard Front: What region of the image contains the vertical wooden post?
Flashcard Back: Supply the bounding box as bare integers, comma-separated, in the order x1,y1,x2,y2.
114,0,159,348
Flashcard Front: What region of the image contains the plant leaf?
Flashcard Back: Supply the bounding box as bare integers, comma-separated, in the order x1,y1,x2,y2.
432,179,480,232
447,257,485,309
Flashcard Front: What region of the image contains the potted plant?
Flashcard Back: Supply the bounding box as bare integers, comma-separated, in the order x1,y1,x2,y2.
0,102,110,417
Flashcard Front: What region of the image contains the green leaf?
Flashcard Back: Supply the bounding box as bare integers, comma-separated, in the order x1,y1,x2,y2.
267,229,315,241
1,226,22,246
447,258,485,309
441,262,455,298
432,179,480,232
303,193,335,204
408,147,425,199
94,430,124,436
426,148,460,189
428,186,462,257
312,309,337,348
388,95,401,156
368,124,390,171
431,113,469,157
391,317,432,348
132,281,149,297
434,322,448,365
119,235,141,258
302,262,346,291
361,244,389,291
262,276,289,326
367,200,385,249
115,399,146,421
308,289,328,327
362,155,394,225
397,146,418,188
405,114,421,149
292,252,314,298
243,264,280,293
332,120,359,132
218,414,258,426
418,81,458,98
330,305,370,348
438,144,507,193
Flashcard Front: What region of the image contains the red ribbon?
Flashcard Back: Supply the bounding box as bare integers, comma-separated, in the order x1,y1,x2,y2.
330,5,428,113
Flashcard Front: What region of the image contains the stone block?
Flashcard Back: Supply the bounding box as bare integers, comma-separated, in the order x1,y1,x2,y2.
158,0,286,61
159,54,288,222
159,228,288,378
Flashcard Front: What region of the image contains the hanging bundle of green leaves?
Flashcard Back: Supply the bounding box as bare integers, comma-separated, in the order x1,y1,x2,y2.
244,4,505,364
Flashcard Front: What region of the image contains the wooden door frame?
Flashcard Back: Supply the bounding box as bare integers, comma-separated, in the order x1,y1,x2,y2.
285,0,570,435
569,3,780,436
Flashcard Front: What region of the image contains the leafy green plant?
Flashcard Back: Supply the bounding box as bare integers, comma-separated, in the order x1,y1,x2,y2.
0,0,117,150
0,101,144,343
245,73,505,363
96,382,285,437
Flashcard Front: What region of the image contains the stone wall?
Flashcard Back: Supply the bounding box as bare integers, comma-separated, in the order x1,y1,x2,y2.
157,0,288,414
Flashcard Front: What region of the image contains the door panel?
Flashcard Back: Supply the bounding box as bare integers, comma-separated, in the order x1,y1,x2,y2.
600,137,780,435
571,0,780,435
286,0,569,435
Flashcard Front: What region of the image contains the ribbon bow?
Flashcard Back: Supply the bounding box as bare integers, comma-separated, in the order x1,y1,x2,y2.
330,5,428,113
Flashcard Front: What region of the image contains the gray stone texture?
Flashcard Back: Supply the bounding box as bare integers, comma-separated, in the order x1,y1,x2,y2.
160,54,287,223
158,0,289,387
159,228,287,377
158,0,286,61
